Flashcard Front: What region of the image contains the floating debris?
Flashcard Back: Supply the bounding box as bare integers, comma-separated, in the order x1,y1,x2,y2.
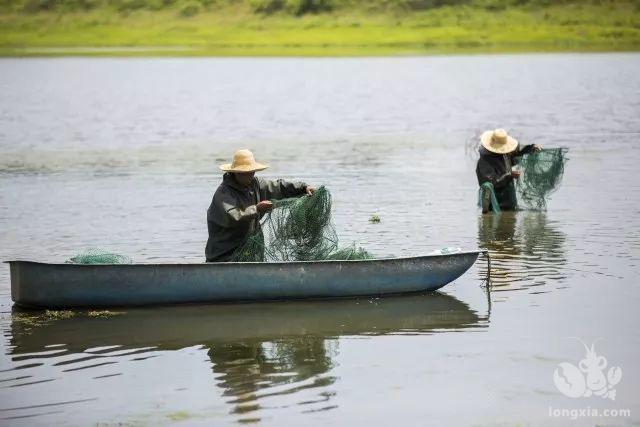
11,310,76,327
12,309,124,327
87,310,125,318
44,310,76,319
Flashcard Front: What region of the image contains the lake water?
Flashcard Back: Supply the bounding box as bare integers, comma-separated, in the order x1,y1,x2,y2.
0,54,639,426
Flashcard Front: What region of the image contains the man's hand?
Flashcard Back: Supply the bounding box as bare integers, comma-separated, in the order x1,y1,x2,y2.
256,200,273,213
511,170,522,179
305,186,316,196
533,144,542,152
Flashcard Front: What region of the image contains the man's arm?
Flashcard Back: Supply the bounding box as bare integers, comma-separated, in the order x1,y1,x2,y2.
257,177,308,201
514,144,542,157
222,201,258,224
209,190,260,228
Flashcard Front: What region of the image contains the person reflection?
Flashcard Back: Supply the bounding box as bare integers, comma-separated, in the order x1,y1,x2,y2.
206,336,335,419
478,211,519,257
478,211,567,289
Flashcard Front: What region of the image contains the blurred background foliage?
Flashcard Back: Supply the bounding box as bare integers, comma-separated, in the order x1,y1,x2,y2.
3,0,639,15
1,0,638,55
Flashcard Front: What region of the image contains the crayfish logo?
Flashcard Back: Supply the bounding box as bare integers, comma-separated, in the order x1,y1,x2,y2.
553,338,622,400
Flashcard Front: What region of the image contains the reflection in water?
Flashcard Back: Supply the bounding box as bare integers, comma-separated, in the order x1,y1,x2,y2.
208,338,337,420
6,293,486,422
477,211,567,293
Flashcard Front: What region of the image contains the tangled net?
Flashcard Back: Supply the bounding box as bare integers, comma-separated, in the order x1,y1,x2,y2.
516,148,568,210
478,182,502,214
231,186,373,262
65,249,132,265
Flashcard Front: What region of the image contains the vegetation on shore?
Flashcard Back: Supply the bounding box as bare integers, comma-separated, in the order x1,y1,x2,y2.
1,0,639,56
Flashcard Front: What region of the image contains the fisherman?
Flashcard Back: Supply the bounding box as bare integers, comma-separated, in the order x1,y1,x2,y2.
205,149,315,262
476,129,541,213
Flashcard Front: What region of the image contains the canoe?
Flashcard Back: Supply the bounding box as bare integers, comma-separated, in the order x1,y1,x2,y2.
7,251,483,308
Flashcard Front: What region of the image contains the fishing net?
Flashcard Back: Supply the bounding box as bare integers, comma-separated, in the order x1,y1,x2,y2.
516,148,568,210
478,182,501,214
231,186,373,262
65,249,132,264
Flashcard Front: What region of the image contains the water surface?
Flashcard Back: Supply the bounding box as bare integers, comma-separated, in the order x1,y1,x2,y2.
0,54,639,425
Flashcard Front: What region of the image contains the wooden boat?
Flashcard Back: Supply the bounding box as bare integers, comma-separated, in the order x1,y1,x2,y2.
7,251,483,308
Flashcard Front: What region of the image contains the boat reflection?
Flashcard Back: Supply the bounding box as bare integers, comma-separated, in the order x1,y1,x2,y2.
477,211,567,293
9,292,486,421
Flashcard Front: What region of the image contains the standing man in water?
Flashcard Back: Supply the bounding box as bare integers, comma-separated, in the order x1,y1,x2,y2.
476,129,541,213
205,149,315,262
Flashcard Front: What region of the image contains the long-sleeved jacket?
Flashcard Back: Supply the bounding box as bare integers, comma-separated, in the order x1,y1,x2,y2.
476,144,535,210
205,173,307,262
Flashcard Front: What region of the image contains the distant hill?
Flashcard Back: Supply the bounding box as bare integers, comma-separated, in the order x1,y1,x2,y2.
1,0,639,55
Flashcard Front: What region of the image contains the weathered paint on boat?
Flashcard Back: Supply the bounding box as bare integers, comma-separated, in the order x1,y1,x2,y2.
7,251,482,308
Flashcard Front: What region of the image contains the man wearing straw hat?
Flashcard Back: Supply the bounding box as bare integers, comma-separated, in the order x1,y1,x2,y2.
476,129,541,213
205,149,315,262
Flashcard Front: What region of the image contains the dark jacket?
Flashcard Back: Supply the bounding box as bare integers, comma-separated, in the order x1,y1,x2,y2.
205,173,307,262
476,144,535,210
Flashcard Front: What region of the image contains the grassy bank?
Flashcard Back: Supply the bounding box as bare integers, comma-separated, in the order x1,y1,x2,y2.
1,1,639,56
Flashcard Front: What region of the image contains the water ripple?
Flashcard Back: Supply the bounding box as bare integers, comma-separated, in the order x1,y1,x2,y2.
476,212,568,293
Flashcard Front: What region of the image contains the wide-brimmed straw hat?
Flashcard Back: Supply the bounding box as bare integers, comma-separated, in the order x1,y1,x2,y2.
219,149,269,173
480,129,518,154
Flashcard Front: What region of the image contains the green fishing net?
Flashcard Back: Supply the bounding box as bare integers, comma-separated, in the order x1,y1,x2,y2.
231,186,373,262
66,249,132,264
516,148,568,210
478,182,501,214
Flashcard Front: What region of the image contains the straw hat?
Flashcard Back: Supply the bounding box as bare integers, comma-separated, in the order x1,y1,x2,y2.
480,129,518,154
219,149,269,173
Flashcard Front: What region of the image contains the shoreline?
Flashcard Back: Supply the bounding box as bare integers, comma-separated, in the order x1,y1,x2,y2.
1,2,639,57
1,45,639,58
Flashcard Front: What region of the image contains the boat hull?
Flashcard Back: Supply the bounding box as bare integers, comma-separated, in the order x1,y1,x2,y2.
8,252,481,308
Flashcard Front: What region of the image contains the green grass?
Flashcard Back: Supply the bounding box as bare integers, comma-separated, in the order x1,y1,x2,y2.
1,1,639,56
